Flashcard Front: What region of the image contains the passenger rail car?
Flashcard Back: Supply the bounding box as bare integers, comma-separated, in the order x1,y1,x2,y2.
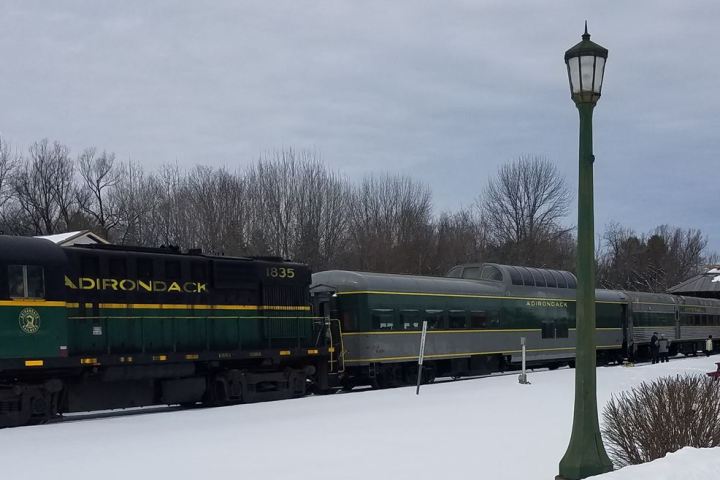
0,235,334,427
311,263,720,388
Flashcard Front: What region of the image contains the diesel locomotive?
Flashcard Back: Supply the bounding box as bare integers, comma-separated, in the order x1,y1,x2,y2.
0,235,340,427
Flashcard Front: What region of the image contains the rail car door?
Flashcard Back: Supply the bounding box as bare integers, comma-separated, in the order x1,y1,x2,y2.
310,289,344,373
621,304,630,359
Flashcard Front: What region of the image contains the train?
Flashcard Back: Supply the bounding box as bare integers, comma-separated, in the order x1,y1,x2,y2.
312,264,720,388
1,234,719,427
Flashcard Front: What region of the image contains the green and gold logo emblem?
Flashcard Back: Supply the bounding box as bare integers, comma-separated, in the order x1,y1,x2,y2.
18,307,41,334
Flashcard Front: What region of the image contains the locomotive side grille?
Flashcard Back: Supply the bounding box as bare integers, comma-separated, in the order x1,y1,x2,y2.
262,285,311,342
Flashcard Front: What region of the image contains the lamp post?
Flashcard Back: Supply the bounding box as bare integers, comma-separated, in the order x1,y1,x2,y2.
556,23,613,480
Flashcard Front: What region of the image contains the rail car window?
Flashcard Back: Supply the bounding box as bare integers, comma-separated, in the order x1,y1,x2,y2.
530,269,546,287
372,309,395,330
562,273,577,289
449,312,467,329
137,258,153,279
519,268,533,286
425,310,444,329
541,321,554,338
542,270,557,288
401,310,420,330
555,319,569,338
480,266,503,282
8,265,44,299
462,267,482,280
469,311,488,328
508,267,523,286
341,312,356,331
551,271,567,288
109,257,127,277
447,266,462,278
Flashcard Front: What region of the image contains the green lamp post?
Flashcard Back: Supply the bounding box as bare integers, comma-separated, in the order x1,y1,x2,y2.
556,24,614,480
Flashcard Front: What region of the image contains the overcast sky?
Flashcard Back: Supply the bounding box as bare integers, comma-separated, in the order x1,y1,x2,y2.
1,1,718,252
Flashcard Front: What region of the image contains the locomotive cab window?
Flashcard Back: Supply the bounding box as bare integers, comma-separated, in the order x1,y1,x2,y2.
8,265,45,299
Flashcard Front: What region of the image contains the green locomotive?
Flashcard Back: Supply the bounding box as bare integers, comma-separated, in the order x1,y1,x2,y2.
0,235,335,427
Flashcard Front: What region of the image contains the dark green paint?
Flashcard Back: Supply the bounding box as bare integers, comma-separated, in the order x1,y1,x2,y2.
558,35,614,475
334,292,624,333
0,304,67,358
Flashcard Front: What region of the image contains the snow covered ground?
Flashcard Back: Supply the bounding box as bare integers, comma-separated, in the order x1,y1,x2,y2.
1,356,718,480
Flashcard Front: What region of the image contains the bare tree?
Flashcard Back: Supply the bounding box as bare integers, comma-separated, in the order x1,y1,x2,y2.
0,136,17,210
111,160,158,245
345,174,434,274
479,155,572,267
597,223,710,291
184,166,248,255
430,209,487,274
11,139,77,234
244,149,350,269
77,148,121,238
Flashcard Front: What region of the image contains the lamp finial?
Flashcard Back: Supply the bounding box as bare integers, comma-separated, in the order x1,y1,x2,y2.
583,21,590,40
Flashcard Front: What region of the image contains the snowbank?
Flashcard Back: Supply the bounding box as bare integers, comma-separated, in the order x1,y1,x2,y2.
0,356,717,480
595,446,720,479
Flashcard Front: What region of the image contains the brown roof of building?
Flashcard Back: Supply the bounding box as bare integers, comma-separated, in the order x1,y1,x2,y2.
667,267,720,298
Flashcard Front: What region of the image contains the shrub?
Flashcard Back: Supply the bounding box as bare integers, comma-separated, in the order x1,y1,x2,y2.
602,374,720,467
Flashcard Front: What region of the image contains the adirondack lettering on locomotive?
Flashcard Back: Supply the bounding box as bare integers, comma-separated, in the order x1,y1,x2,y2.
64,276,207,293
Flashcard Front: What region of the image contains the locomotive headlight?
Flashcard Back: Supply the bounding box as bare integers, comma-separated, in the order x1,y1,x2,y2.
564,22,608,105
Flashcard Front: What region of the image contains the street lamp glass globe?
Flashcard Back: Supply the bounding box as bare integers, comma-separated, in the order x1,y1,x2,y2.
564,24,608,104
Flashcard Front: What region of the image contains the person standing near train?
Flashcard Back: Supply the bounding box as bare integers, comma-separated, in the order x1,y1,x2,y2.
658,334,670,363
706,335,714,357
650,332,659,364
